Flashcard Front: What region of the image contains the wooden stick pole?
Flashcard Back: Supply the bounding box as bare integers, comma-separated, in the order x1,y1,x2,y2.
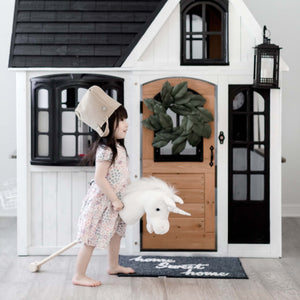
29,240,79,272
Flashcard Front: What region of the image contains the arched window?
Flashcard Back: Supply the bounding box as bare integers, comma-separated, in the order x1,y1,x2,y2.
181,0,228,65
31,74,124,166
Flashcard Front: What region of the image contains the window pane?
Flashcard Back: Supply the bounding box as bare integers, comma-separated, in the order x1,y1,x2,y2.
232,114,247,141
207,35,222,59
253,92,265,112
206,5,222,32
61,88,76,108
192,14,202,32
250,175,264,201
78,118,90,133
233,147,247,171
186,5,203,32
186,39,190,59
192,39,203,59
253,115,264,142
233,174,247,200
78,135,92,156
38,135,49,156
159,111,177,155
78,88,87,103
38,111,49,133
62,112,75,133
61,135,76,157
106,88,118,100
232,92,246,111
251,145,265,171
158,111,197,156
38,89,48,109
186,14,190,32
160,141,172,155
61,89,67,108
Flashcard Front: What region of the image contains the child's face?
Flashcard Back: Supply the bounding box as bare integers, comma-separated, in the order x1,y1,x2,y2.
114,118,128,140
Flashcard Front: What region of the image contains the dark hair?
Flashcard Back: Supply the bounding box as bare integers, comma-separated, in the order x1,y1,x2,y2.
80,105,128,166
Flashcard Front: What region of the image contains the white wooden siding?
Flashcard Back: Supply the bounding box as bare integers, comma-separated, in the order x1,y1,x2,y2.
30,171,94,248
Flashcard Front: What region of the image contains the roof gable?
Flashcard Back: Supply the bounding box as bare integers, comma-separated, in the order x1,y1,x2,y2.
9,0,167,68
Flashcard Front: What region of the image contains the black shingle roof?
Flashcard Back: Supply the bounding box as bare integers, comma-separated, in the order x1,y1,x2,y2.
9,0,167,68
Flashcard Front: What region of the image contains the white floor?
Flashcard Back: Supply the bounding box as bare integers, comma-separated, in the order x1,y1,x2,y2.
0,217,300,300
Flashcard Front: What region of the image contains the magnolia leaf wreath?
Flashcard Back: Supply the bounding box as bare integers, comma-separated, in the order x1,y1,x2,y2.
142,81,214,155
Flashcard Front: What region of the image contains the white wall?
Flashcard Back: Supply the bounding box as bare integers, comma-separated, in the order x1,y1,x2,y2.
0,0,16,216
243,0,300,216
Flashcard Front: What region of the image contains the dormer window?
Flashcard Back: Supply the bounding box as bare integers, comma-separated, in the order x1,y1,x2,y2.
181,0,228,65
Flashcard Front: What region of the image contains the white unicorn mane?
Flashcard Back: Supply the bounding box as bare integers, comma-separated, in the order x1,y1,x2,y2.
124,176,176,198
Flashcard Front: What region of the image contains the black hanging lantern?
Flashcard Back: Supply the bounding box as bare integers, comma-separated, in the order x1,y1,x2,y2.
253,26,281,89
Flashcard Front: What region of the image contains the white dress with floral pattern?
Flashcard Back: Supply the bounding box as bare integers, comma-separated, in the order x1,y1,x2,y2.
76,144,129,249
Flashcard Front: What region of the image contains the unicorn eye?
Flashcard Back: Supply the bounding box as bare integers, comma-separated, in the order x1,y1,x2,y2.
156,208,160,211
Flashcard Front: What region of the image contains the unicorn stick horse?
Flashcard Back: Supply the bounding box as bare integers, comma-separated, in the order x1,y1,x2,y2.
29,177,190,272
119,177,191,235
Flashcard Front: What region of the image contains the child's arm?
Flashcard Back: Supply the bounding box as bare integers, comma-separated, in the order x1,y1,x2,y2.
94,160,124,211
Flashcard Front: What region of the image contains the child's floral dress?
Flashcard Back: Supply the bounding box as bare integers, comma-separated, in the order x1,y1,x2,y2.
76,144,130,248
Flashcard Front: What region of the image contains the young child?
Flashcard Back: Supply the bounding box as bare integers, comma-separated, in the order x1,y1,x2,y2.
72,93,134,287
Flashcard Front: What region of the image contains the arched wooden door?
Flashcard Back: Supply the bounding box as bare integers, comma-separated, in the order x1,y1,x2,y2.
142,78,216,250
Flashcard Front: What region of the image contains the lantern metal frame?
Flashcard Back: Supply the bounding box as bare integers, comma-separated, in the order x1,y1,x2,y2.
253,26,281,89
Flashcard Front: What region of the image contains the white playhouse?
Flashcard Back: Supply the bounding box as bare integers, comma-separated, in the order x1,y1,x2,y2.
9,0,288,257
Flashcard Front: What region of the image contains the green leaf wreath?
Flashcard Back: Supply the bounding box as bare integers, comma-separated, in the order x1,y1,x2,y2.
142,81,214,155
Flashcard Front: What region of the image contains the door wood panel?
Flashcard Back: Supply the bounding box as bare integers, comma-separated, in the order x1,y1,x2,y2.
142,78,216,250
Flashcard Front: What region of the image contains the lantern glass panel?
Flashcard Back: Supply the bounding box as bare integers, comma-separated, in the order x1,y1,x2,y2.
261,56,274,79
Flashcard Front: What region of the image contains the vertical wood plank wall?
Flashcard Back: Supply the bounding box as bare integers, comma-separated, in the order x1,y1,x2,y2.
30,171,94,247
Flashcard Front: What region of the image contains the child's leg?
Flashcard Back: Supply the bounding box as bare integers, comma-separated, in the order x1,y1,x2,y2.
72,243,102,287
107,233,135,275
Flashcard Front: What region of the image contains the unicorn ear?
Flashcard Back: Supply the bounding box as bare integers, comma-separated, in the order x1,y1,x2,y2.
169,206,191,216
173,195,184,204
163,196,191,216
147,223,154,234
163,196,177,210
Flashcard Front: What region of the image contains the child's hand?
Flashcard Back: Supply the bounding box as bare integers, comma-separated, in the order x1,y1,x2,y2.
112,199,124,212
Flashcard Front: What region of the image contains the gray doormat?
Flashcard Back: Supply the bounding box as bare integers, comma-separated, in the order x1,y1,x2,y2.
118,255,248,279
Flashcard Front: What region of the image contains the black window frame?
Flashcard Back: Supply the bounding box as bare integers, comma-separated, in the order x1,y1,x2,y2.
181,0,229,65
228,85,270,244
31,73,124,166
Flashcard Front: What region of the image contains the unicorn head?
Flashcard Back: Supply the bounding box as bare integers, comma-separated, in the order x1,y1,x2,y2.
119,177,191,235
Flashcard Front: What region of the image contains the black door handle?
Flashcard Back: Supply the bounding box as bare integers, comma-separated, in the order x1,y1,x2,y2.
218,131,225,144
209,146,214,167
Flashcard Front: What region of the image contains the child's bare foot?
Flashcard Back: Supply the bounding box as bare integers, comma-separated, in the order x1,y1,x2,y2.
72,274,102,287
108,265,135,275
